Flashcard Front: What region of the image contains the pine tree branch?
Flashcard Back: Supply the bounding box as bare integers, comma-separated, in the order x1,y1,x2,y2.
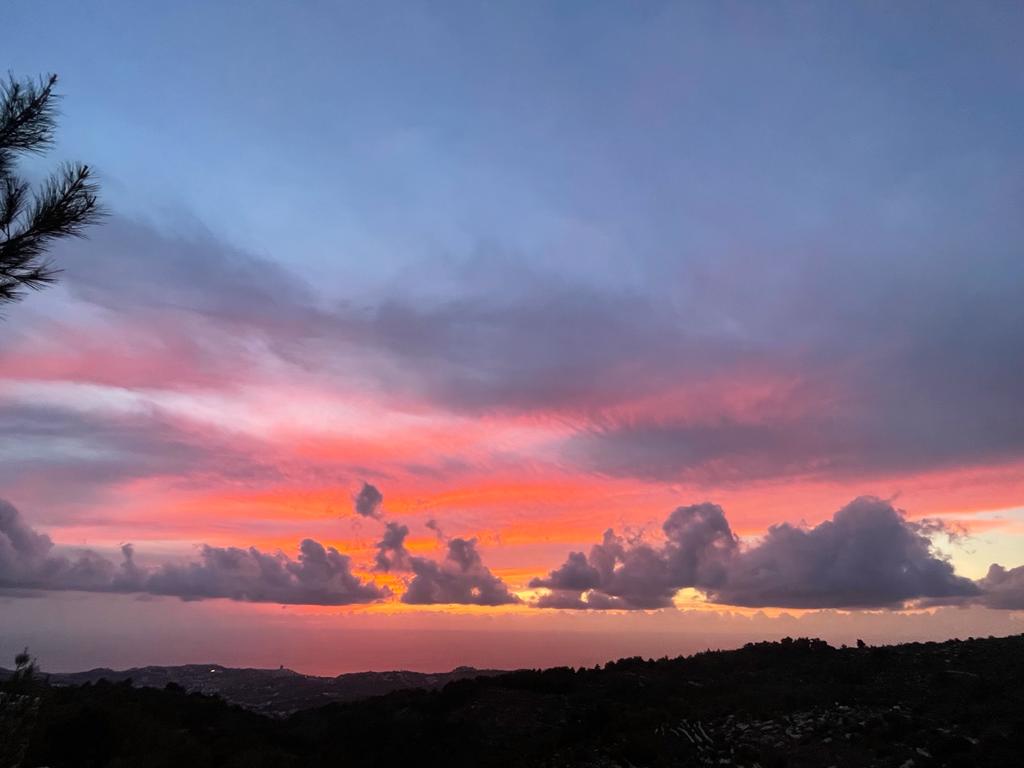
0,73,103,308
0,73,59,153
0,164,104,304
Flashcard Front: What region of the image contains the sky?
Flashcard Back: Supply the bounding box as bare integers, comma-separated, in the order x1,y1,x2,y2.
2,1,1024,674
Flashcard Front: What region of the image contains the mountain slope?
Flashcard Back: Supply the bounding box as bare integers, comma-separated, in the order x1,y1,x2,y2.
9,634,1024,768
43,664,502,715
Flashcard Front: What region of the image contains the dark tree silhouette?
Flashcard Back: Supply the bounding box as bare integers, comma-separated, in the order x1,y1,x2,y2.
0,73,102,307
2,647,40,695
12,648,38,685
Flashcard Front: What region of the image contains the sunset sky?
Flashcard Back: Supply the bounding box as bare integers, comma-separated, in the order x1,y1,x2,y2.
3,2,1023,674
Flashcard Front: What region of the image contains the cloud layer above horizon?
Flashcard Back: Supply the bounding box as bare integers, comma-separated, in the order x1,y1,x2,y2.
531,497,996,610
4,494,1021,612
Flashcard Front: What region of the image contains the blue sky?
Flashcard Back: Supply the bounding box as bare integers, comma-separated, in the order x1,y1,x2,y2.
10,1,1022,296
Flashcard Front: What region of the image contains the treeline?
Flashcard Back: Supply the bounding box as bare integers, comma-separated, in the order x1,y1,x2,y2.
3,634,1023,767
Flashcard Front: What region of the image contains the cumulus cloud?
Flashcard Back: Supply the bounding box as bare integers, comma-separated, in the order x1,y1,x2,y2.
973,564,1024,610
374,521,411,572
0,498,53,579
354,482,384,519
3,491,517,608
1,499,388,605
531,503,737,610
403,537,520,606
707,497,979,608
369,507,519,605
142,539,388,605
6,493,1017,612
532,497,987,610
0,499,136,592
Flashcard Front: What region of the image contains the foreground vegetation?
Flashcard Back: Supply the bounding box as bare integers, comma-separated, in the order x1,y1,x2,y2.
3,634,1022,767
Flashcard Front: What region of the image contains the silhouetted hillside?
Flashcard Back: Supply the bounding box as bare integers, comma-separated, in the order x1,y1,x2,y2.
34,663,502,716
5,634,1023,767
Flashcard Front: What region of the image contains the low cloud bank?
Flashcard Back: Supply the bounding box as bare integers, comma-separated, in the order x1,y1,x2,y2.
0,499,388,605
531,497,1013,611
5,494,1022,610
1,486,519,607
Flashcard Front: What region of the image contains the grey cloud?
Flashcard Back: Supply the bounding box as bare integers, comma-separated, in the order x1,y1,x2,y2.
707,497,980,609
0,498,52,575
0,216,348,400
144,538,387,605
0,402,378,511
532,497,985,610
402,537,519,606
531,551,601,593
571,376,1024,485
0,405,209,476
21,211,1024,486
368,501,519,605
973,564,1024,610
59,218,325,334
358,290,724,414
354,482,384,519
530,503,737,610
569,419,821,486
661,503,739,589
373,521,411,572
0,403,283,500
425,519,445,539
33,217,733,413
0,499,388,605
0,498,135,592
569,242,1024,485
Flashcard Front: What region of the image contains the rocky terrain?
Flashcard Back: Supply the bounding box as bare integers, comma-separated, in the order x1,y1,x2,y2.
4,633,1022,767
652,703,984,768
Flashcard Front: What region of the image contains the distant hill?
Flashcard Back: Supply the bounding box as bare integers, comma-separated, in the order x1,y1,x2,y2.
5,634,1024,767
35,663,504,716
